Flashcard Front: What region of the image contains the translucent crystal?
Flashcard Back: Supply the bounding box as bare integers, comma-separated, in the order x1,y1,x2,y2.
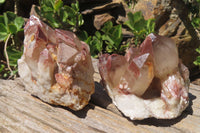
18,16,94,110
99,33,189,119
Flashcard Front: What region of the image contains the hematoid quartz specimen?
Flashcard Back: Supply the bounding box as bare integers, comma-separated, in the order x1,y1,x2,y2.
18,16,94,110
98,33,190,120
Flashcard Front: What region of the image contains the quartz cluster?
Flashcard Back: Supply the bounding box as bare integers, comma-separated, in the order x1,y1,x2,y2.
18,16,94,110
99,33,190,120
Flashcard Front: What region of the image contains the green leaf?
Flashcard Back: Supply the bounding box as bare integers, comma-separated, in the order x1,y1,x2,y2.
0,64,5,72
95,31,101,39
126,12,136,30
63,6,76,17
0,32,8,41
41,5,54,12
60,10,68,22
8,24,17,34
41,0,54,9
38,0,83,32
102,35,115,47
67,20,76,26
0,16,4,24
85,36,92,44
194,56,200,66
101,21,113,33
96,42,103,52
119,43,129,52
54,0,63,11
106,45,114,53
78,14,84,26
89,36,102,57
124,11,144,32
45,13,60,28
71,1,79,12
5,11,17,24
134,19,146,31
91,37,103,52
3,12,8,26
77,30,88,41
105,24,122,48
192,17,200,28
124,11,155,46
101,21,123,51
196,48,200,54
1,12,24,35
112,25,122,38
146,19,155,33
0,0,5,4
124,20,134,31
0,23,8,41
14,17,24,31
6,47,22,67
0,23,7,33
132,11,143,22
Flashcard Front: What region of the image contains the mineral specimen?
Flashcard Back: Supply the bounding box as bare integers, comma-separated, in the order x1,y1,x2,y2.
99,33,190,120
18,16,94,110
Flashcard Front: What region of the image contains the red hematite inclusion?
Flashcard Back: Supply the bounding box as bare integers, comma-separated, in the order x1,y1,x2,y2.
98,33,190,120
18,15,95,111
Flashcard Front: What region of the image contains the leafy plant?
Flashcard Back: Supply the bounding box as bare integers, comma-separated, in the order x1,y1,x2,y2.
0,11,24,78
192,17,200,29
36,0,84,32
88,21,129,57
101,21,125,53
184,0,200,67
187,0,200,29
124,11,155,45
194,47,200,67
0,12,24,40
86,12,155,57
77,30,92,44
89,31,104,58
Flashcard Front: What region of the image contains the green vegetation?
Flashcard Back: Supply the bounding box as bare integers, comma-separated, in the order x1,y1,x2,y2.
186,0,200,67
0,11,24,78
190,0,200,31
0,12,24,40
194,47,200,66
35,0,156,58
87,11,155,57
36,0,84,32
124,11,155,45
88,21,128,57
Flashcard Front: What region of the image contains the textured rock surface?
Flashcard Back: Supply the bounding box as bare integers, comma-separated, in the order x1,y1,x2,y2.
99,33,190,120
18,15,94,111
133,0,158,20
94,13,115,30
